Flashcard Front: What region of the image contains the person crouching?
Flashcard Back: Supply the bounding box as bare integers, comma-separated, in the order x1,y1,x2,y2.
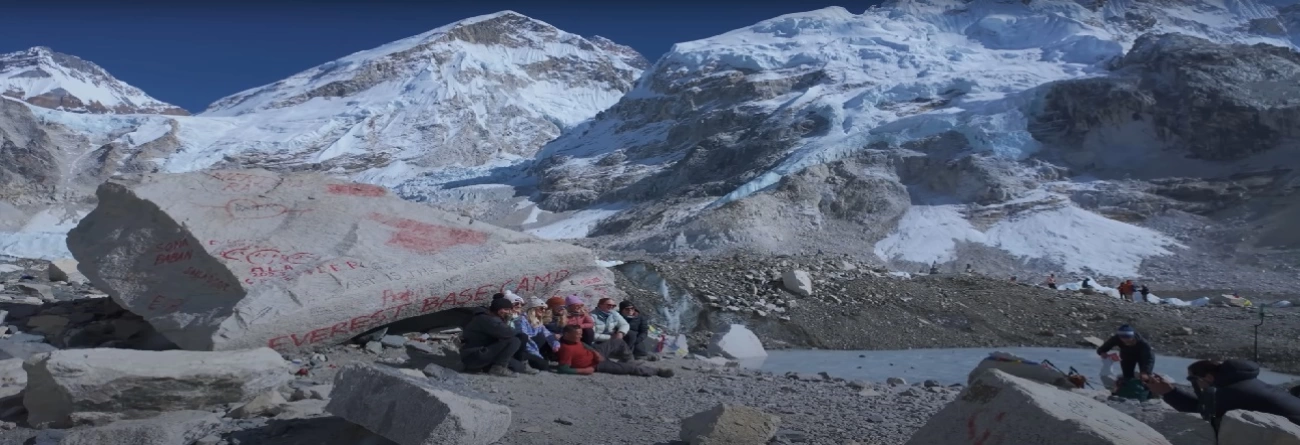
460,297,536,377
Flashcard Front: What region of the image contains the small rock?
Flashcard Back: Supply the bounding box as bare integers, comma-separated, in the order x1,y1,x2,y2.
886,377,907,386
923,379,942,388
858,388,883,397
15,283,54,301
521,426,544,433
194,434,222,445
846,380,867,390
866,414,885,423
364,341,383,354
555,417,575,426
680,403,780,445
380,335,407,348
1175,327,1193,336
227,390,287,419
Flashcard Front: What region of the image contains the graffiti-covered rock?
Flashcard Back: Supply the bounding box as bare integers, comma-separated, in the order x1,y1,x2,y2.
67,170,619,352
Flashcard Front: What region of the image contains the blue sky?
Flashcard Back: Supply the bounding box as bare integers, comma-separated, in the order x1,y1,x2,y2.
0,0,882,113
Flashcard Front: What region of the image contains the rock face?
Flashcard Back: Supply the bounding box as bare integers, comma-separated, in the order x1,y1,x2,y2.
906,369,1171,445
58,410,221,445
66,169,618,351
22,347,290,427
1219,410,1300,445
326,363,511,445
679,403,780,445
706,324,768,362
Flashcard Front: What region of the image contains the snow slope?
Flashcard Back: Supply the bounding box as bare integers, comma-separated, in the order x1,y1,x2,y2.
190,10,644,173
0,47,188,115
528,0,1299,278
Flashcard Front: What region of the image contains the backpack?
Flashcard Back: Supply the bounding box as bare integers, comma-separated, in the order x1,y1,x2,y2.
1114,378,1152,401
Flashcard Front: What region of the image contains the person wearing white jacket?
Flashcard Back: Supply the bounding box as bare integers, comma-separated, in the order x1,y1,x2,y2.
591,297,630,341
590,297,634,361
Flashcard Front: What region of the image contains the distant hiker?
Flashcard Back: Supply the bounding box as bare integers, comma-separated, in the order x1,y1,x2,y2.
1082,277,1093,289
461,298,532,377
1118,280,1136,302
554,325,673,378
1009,276,1017,282
1046,273,1057,289
1096,325,1154,386
965,264,973,274
929,262,939,275
1146,359,1300,433
564,295,596,344
1139,284,1151,301
619,301,652,360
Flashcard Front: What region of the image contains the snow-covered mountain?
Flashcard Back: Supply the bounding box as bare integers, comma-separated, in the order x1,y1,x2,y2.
505,0,1300,287
194,11,645,173
0,47,188,115
4,3,1300,293
0,11,645,259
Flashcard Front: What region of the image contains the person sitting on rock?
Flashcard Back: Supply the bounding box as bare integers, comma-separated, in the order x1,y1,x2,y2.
1146,359,1300,433
554,325,673,378
1139,284,1151,300
619,300,653,361
564,295,596,344
544,296,567,333
1045,273,1057,289
1095,324,1154,388
460,297,537,377
516,297,561,367
503,293,550,371
590,297,635,361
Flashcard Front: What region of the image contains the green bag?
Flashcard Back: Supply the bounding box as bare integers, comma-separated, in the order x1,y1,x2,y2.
1115,378,1152,401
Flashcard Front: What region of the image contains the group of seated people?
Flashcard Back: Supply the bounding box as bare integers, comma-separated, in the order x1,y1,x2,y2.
459,291,674,378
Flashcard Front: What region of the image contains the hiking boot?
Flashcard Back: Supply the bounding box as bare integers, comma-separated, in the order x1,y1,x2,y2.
656,368,675,378
488,365,515,377
644,354,659,362
520,366,540,375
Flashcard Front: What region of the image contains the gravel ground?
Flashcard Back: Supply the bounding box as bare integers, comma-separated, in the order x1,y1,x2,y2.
614,254,1300,373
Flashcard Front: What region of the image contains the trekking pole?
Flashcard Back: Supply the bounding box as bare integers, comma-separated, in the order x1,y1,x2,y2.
1254,305,1266,362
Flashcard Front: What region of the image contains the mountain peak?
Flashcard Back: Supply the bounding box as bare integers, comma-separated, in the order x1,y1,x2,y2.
0,46,188,115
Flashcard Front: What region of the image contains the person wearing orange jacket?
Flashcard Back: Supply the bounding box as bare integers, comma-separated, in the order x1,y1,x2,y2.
1118,280,1136,302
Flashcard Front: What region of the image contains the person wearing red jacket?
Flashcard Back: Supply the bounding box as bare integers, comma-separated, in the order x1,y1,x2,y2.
553,325,672,377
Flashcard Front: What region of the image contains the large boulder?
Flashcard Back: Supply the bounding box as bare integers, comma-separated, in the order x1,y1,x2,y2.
1219,410,1300,445
67,170,619,351
58,410,222,445
679,403,780,445
23,347,290,427
706,324,768,363
906,369,1172,445
326,363,511,445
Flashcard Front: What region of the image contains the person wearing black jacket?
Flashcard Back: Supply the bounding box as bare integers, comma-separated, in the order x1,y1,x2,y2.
460,298,534,377
1096,324,1155,382
1147,359,1300,433
619,301,652,360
